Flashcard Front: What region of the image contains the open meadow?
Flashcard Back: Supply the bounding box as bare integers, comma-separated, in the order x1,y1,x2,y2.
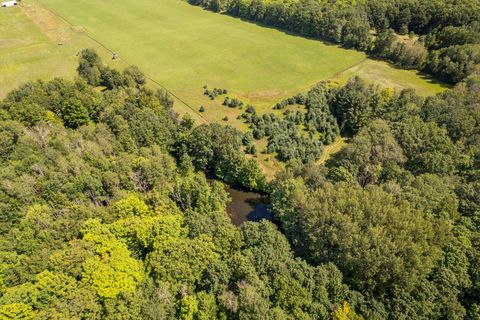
2,0,446,120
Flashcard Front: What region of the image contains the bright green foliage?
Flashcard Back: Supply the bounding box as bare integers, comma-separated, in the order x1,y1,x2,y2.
114,194,149,217
236,159,267,191
110,210,187,255
196,291,218,320
178,295,199,320
0,303,34,320
332,301,364,320
82,221,144,298
147,233,219,286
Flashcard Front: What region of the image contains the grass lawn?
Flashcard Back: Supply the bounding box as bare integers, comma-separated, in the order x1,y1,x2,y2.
316,136,348,165
34,0,367,116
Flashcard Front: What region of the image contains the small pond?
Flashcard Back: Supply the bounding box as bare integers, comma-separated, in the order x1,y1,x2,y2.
225,186,273,226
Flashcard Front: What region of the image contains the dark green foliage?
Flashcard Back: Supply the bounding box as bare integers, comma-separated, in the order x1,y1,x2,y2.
77,48,147,90
272,180,449,294
393,116,458,175
77,48,103,86
327,119,405,186
274,93,307,109
332,77,386,134
223,97,244,108
426,44,480,83
425,23,480,50
240,108,323,163
371,29,427,69
123,65,147,88
269,171,474,319
245,144,257,155
180,123,266,191
204,86,228,100
267,73,480,319
304,82,339,144
199,105,205,112
239,90,336,164
242,131,253,146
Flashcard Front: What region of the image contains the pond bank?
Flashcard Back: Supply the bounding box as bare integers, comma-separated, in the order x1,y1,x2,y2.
225,185,272,226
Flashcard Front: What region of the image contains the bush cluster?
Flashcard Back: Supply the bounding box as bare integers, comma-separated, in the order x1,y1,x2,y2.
203,86,228,99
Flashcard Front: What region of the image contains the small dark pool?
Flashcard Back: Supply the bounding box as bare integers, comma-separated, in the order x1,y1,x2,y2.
226,186,272,226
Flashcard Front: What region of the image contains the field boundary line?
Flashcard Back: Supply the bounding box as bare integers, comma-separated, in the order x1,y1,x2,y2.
327,57,369,81
31,2,208,123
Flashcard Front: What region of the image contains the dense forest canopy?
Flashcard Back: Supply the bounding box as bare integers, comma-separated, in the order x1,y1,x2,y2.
0,28,479,320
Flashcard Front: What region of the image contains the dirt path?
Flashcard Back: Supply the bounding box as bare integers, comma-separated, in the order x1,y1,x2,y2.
316,136,348,165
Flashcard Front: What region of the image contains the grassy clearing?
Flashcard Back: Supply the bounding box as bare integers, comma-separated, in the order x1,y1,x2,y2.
331,59,450,96
5,0,446,116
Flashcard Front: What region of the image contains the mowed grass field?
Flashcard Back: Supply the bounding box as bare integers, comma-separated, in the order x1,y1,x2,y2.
26,0,444,118
34,0,367,120
3,0,447,120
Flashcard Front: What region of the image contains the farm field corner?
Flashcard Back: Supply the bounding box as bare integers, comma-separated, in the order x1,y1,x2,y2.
0,1,127,98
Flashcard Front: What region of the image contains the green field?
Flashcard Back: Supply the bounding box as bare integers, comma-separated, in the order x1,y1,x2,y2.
35,0,368,120
0,0,446,122
0,2,126,98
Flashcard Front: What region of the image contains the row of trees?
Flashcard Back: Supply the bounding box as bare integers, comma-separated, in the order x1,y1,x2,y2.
77,49,147,90
187,0,480,83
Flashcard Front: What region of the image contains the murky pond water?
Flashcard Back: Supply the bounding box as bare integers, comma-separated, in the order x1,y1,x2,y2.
225,186,272,226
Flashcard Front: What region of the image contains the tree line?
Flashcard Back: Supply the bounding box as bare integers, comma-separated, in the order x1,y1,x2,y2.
186,0,480,83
